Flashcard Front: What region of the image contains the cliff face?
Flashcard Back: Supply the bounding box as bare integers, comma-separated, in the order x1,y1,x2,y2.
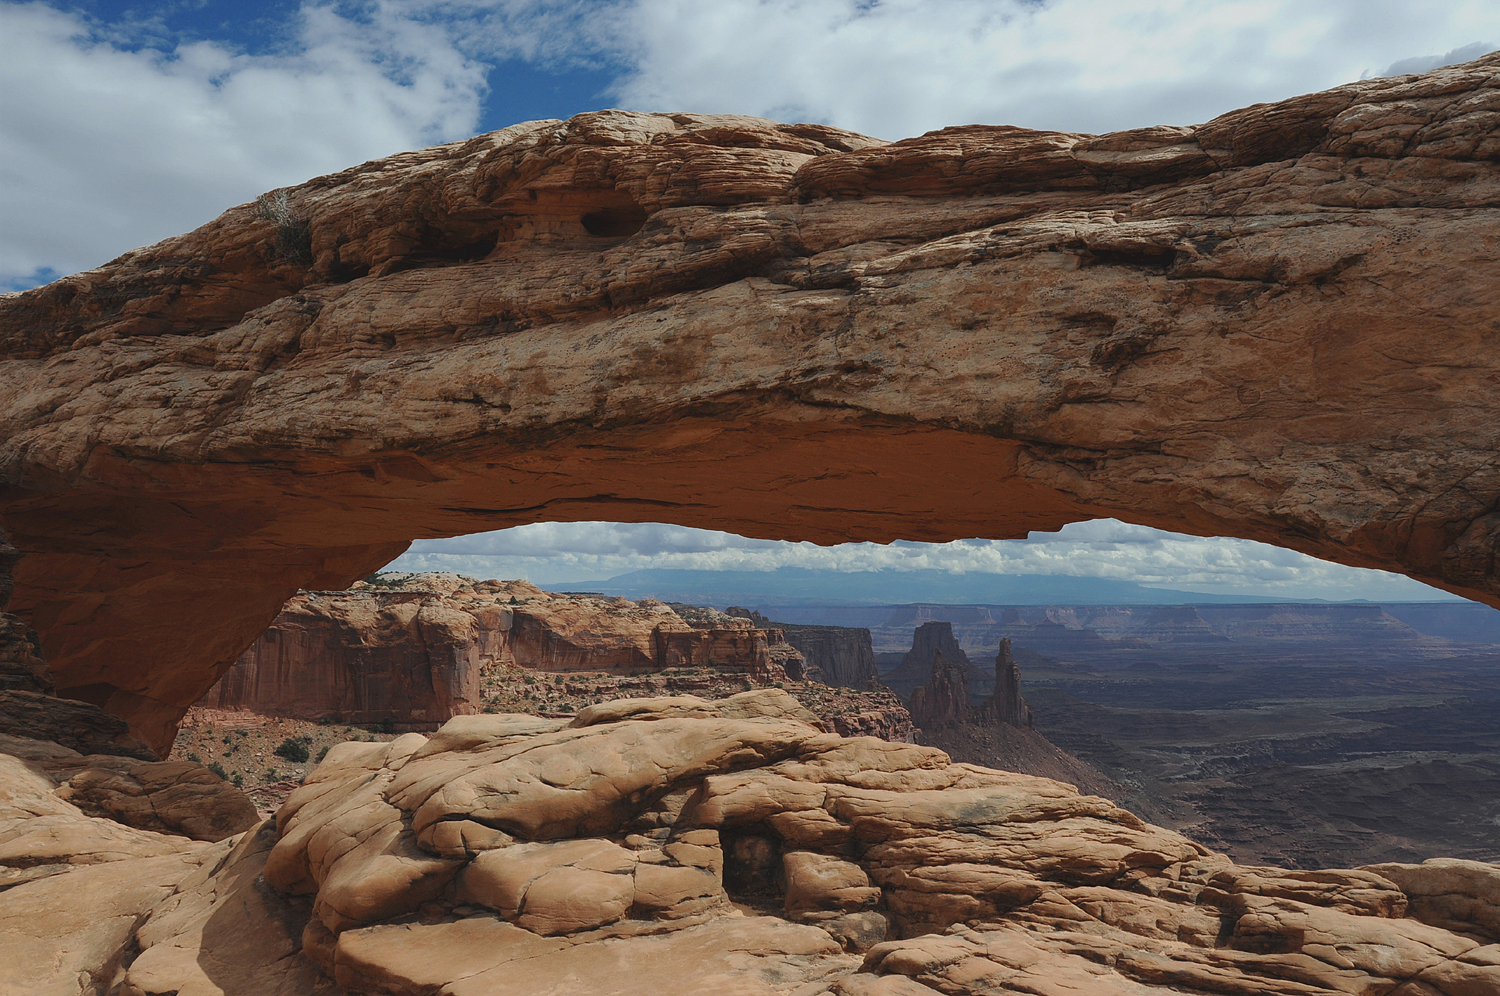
863,602,1436,657
777,624,877,689
908,650,972,729
729,608,876,688
199,576,804,723
197,588,487,726
5,59,1500,751
976,638,1033,729
882,620,988,702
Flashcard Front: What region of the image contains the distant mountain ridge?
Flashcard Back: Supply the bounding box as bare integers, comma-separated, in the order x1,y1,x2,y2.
547,567,1413,606
756,601,1500,656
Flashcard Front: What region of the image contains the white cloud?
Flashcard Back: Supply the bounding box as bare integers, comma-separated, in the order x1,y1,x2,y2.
5,0,1498,286
1381,40,1497,77
601,0,1500,139
385,519,1454,601
0,0,487,287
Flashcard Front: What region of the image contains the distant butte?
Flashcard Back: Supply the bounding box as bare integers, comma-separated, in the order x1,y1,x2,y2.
3,55,1500,752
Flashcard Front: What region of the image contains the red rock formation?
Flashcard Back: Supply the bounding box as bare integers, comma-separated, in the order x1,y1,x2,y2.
909,649,972,730
883,620,988,703
199,576,805,723
975,638,1033,729
826,705,915,742
196,587,486,726
4,688,1500,995
5,58,1500,750
730,608,879,689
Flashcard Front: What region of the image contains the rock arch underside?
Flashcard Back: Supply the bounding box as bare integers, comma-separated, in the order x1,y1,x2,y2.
2,54,1500,996
5,56,1500,754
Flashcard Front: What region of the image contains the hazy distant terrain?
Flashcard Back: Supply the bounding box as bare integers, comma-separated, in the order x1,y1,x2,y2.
761,599,1500,869
551,567,1335,605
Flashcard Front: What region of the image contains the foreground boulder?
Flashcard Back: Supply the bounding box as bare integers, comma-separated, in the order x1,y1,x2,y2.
1,690,1476,995
5,56,1500,752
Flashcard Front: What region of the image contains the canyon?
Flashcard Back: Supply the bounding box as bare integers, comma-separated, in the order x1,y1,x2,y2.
767,599,1500,870
0,52,1499,996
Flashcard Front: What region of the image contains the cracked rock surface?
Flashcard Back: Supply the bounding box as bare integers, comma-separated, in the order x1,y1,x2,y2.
249,691,1500,995
1,689,1498,994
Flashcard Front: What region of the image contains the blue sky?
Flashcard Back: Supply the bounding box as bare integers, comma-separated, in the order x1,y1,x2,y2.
4,0,1493,599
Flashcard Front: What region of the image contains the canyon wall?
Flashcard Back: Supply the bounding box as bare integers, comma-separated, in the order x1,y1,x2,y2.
882,621,989,702
198,576,805,723
860,602,1441,656
728,608,878,688
4,58,1500,750
196,588,487,726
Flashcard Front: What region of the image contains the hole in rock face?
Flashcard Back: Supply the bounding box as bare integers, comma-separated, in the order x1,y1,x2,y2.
721,832,783,899
493,188,648,241
581,204,648,238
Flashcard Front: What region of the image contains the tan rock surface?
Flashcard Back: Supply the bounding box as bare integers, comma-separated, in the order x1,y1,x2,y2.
48,756,260,842
0,849,209,996
235,692,1500,994
5,59,1500,749
2,689,1499,995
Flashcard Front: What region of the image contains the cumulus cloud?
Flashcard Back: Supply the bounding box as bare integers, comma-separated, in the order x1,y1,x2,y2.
0,0,488,287
601,0,1500,139
384,520,1453,601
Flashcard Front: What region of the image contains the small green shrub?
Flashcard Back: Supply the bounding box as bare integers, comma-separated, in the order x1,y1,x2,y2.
273,736,311,763
232,773,244,789
316,745,331,764
376,718,396,735
207,761,228,780
254,189,313,265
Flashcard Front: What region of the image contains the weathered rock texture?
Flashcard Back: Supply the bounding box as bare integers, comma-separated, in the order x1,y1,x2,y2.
975,638,1033,729
0,528,50,697
884,622,987,704
731,608,879,689
909,651,972,730
199,575,805,725
5,58,1500,750
4,690,1491,996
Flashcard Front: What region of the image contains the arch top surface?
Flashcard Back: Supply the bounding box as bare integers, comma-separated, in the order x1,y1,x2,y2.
3,55,1500,751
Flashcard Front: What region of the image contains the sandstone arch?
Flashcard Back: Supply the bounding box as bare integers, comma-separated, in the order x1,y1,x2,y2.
3,56,1499,752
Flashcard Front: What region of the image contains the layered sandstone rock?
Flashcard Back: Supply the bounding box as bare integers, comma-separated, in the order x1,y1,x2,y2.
883,621,987,703
31,693,1488,995
974,638,1033,729
4,58,1500,748
199,576,806,725
1,688,1497,995
908,651,972,730
730,608,879,689
197,584,490,726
